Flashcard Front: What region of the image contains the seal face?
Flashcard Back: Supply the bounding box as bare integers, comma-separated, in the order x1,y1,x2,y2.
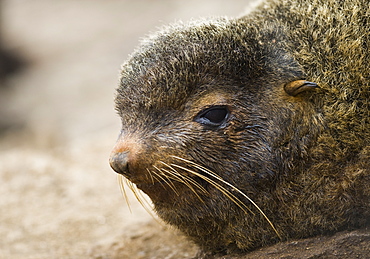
110,0,370,255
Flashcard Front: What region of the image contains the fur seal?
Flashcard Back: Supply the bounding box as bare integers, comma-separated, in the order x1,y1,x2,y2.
109,0,370,256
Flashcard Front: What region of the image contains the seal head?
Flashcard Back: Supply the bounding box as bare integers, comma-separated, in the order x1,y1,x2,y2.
110,1,370,255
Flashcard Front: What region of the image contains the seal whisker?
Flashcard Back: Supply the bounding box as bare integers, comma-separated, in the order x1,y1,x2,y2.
151,166,180,196
117,174,132,213
147,169,162,184
158,162,206,202
126,179,143,205
171,155,281,239
159,161,209,194
167,169,208,197
169,162,253,215
148,167,156,185
126,178,156,217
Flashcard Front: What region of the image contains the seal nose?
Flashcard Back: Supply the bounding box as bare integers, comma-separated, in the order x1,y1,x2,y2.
109,150,129,175
109,136,141,176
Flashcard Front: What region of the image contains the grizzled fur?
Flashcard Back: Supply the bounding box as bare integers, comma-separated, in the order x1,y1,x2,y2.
111,0,370,255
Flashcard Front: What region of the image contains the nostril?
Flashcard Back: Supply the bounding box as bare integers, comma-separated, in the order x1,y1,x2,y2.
109,151,129,175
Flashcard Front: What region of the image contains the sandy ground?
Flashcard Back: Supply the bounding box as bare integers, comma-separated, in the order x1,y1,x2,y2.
0,1,252,258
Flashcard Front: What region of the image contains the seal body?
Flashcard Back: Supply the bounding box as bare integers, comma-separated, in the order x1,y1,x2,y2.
110,0,370,255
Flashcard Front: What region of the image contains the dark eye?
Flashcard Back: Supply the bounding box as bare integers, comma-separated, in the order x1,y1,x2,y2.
195,106,229,127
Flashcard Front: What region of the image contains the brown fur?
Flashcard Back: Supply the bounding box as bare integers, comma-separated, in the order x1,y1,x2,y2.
110,0,370,256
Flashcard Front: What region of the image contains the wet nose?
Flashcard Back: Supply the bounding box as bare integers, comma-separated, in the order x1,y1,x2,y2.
109,150,129,175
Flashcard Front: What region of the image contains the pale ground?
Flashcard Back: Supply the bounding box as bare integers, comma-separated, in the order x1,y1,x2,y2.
0,1,253,258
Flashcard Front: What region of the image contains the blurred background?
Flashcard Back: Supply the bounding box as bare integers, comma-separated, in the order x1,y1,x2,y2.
0,0,253,258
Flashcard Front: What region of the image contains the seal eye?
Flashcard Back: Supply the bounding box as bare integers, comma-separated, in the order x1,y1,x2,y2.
195,106,229,127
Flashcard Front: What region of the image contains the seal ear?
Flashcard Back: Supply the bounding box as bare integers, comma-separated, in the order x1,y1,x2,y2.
284,80,319,96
